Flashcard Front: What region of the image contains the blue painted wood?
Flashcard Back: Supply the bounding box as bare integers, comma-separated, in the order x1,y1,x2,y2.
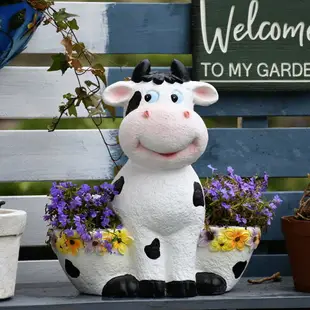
107,4,190,54
262,192,301,241
107,68,310,117
245,254,290,277
195,128,310,178
241,117,268,128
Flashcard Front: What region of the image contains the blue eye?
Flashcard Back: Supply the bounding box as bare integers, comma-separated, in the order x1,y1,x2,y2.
144,90,159,103
171,90,184,104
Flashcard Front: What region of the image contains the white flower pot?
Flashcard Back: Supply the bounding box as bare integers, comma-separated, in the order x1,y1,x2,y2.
196,226,261,292
0,209,27,299
50,229,133,295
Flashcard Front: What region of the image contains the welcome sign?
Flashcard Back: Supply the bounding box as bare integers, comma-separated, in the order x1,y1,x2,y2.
191,0,310,90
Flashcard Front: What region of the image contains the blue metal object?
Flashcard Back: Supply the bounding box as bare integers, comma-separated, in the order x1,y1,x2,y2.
0,0,43,69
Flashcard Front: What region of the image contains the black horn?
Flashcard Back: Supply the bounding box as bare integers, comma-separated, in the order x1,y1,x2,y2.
131,59,151,83
170,59,190,82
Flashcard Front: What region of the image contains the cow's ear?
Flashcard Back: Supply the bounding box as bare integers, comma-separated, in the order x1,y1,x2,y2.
102,81,135,107
190,81,219,106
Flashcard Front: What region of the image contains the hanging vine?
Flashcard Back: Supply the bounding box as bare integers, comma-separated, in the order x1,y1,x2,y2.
27,0,123,172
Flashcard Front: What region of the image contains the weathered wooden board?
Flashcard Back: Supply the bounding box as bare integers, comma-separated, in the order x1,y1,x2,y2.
2,67,310,119
192,0,310,90
25,2,190,55
0,192,299,246
0,128,309,182
5,275,309,309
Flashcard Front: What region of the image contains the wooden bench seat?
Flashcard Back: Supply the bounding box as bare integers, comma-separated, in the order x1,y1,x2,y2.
1,277,310,310
0,1,310,308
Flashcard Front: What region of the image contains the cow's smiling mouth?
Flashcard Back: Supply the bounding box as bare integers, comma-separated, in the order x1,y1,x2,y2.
137,140,197,158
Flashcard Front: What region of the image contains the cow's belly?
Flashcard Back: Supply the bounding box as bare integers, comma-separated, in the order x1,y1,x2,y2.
111,164,205,235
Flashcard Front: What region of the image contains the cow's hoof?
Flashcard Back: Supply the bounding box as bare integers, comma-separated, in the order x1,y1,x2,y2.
139,280,165,298
166,280,197,297
102,274,139,298
196,272,227,295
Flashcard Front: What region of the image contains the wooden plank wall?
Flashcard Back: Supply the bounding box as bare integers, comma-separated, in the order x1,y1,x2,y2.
0,1,309,280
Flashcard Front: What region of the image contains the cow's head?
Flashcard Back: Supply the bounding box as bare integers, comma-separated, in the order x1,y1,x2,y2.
102,59,219,170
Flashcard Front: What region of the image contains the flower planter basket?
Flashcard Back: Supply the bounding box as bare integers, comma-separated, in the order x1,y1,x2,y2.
282,215,310,293
0,1,43,69
0,208,27,299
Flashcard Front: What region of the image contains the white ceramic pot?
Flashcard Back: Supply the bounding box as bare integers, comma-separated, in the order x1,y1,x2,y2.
0,208,27,299
196,226,261,292
50,229,133,295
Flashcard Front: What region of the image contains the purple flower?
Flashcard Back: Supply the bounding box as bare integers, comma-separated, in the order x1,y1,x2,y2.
104,240,113,253
64,229,74,237
84,193,92,202
43,215,50,221
104,208,114,217
269,202,277,210
207,164,217,174
81,232,92,242
116,224,123,230
220,188,230,200
69,196,82,210
272,195,283,205
101,217,110,227
78,184,91,194
89,209,97,218
93,230,102,239
221,202,230,209
227,166,234,175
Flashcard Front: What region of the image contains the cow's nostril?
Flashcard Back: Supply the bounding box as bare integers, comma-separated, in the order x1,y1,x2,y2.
184,111,190,118
143,110,150,118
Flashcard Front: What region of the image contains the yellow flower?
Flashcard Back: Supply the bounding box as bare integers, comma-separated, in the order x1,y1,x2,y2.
55,234,69,254
210,235,234,252
66,238,83,256
103,228,134,255
223,228,250,251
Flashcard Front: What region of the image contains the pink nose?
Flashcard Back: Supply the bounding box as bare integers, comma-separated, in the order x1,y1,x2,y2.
143,110,150,118
184,111,190,118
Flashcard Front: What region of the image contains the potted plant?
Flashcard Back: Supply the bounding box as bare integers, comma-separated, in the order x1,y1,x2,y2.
281,175,310,292
196,165,283,295
0,200,27,299
44,181,134,296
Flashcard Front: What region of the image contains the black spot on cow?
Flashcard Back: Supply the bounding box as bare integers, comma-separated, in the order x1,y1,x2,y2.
139,280,165,298
102,274,139,298
125,91,141,116
193,182,204,207
144,238,160,260
196,272,227,295
232,261,247,279
65,259,80,278
111,176,125,201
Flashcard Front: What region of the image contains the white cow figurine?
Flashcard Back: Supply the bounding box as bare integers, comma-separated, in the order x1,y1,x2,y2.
101,59,220,298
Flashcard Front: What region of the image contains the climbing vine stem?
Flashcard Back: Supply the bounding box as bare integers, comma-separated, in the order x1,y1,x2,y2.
27,0,122,172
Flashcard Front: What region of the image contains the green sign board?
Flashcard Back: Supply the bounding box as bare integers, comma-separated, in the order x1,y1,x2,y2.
192,0,310,90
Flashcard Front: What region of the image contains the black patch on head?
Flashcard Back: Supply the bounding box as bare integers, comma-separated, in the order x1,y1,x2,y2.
144,238,160,260
65,259,80,278
111,176,125,201
125,91,141,116
193,182,205,207
139,280,165,298
232,261,247,279
131,58,191,85
102,274,139,298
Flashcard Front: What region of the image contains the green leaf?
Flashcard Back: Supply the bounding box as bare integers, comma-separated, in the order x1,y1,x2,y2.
53,8,78,23
84,80,98,88
101,99,116,120
92,63,107,86
82,97,94,108
67,18,79,30
72,42,85,54
48,53,69,75
68,103,77,117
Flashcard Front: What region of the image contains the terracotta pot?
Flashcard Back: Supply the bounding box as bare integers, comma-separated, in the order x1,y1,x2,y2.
196,226,261,293
282,215,310,292
0,208,27,299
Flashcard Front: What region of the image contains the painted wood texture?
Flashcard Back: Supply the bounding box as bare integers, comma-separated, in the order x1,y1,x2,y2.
1,66,310,119
8,276,309,309
25,2,190,55
0,191,301,246
192,0,310,90
0,130,120,182
0,129,309,182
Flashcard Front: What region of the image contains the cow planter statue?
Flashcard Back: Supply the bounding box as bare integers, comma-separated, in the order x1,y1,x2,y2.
54,59,223,298
102,59,219,298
